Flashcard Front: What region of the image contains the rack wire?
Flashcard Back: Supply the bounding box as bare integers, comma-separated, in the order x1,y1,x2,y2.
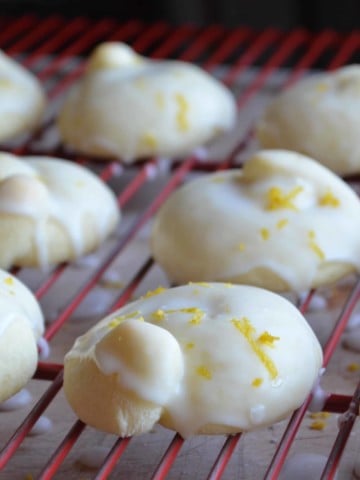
0,14,359,479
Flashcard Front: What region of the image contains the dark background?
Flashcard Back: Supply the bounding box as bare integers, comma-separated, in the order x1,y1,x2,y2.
0,0,359,31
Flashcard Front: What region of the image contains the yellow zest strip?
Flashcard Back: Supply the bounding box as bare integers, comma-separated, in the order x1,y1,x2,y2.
257,331,280,347
276,218,289,229
346,362,360,372
252,377,263,387
152,309,166,322
308,230,325,260
141,132,158,148
231,317,278,379
155,92,165,109
144,286,166,298
165,307,205,325
196,365,212,380
260,228,270,240
266,185,303,211
319,190,340,207
189,282,211,287
309,420,327,431
108,310,142,328
309,412,330,419
175,93,189,131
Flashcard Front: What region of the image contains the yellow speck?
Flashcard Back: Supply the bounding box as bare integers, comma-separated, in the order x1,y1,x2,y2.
346,362,360,372
309,420,327,431
252,377,263,387
4,276,14,286
231,317,278,379
141,132,158,148
152,309,166,322
0,78,14,89
276,218,289,229
175,93,189,131
266,185,303,211
308,230,325,260
189,282,211,287
257,331,280,346
75,180,85,187
155,92,165,109
309,412,331,419
196,365,212,380
163,307,205,325
238,242,246,252
99,279,124,289
144,286,166,298
211,177,226,183
260,228,270,241
319,190,340,207
223,282,234,288
134,77,146,89
185,342,195,350
108,310,142,328
315,82,329,93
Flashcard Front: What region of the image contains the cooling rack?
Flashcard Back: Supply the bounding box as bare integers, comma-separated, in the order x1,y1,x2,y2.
0,13,360,480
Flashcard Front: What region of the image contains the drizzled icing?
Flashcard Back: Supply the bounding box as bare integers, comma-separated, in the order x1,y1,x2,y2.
58,42,237,162
65,283,323,438
0,270,44,339
0,50,45,141
0,152,120,269
151,150,360,292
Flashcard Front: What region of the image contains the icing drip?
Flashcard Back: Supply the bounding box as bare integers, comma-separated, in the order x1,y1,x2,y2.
37,337,50,359
77,446,111,469
0,388,32,411
29,415,53,435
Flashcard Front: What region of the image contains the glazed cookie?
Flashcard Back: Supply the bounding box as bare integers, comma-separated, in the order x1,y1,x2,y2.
256,65,360,175
0,270,44,402
57,42,237,162
0,50,45,142
63,283,323,438
0,152,120,269
151,150,360,292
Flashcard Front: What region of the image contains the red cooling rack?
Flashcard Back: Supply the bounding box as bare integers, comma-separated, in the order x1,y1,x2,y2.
0,14,360,480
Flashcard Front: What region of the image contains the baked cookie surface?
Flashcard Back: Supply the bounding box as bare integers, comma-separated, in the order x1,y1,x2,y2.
0,152,120,269
0,50,45,142
58,42,237,162
64,283,323,438
151,150,360,292
0,270,44,402
256,65,360,175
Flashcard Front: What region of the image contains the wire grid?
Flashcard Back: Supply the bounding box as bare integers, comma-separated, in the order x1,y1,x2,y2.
0,14,358,480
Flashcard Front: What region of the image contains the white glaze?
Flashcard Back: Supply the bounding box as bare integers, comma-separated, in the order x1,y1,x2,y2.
151,150,360,292
257,65,360,175
0,152,120,268
58,42,237,162
66,283,323,438
0,270,44,339
0,50,45,142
